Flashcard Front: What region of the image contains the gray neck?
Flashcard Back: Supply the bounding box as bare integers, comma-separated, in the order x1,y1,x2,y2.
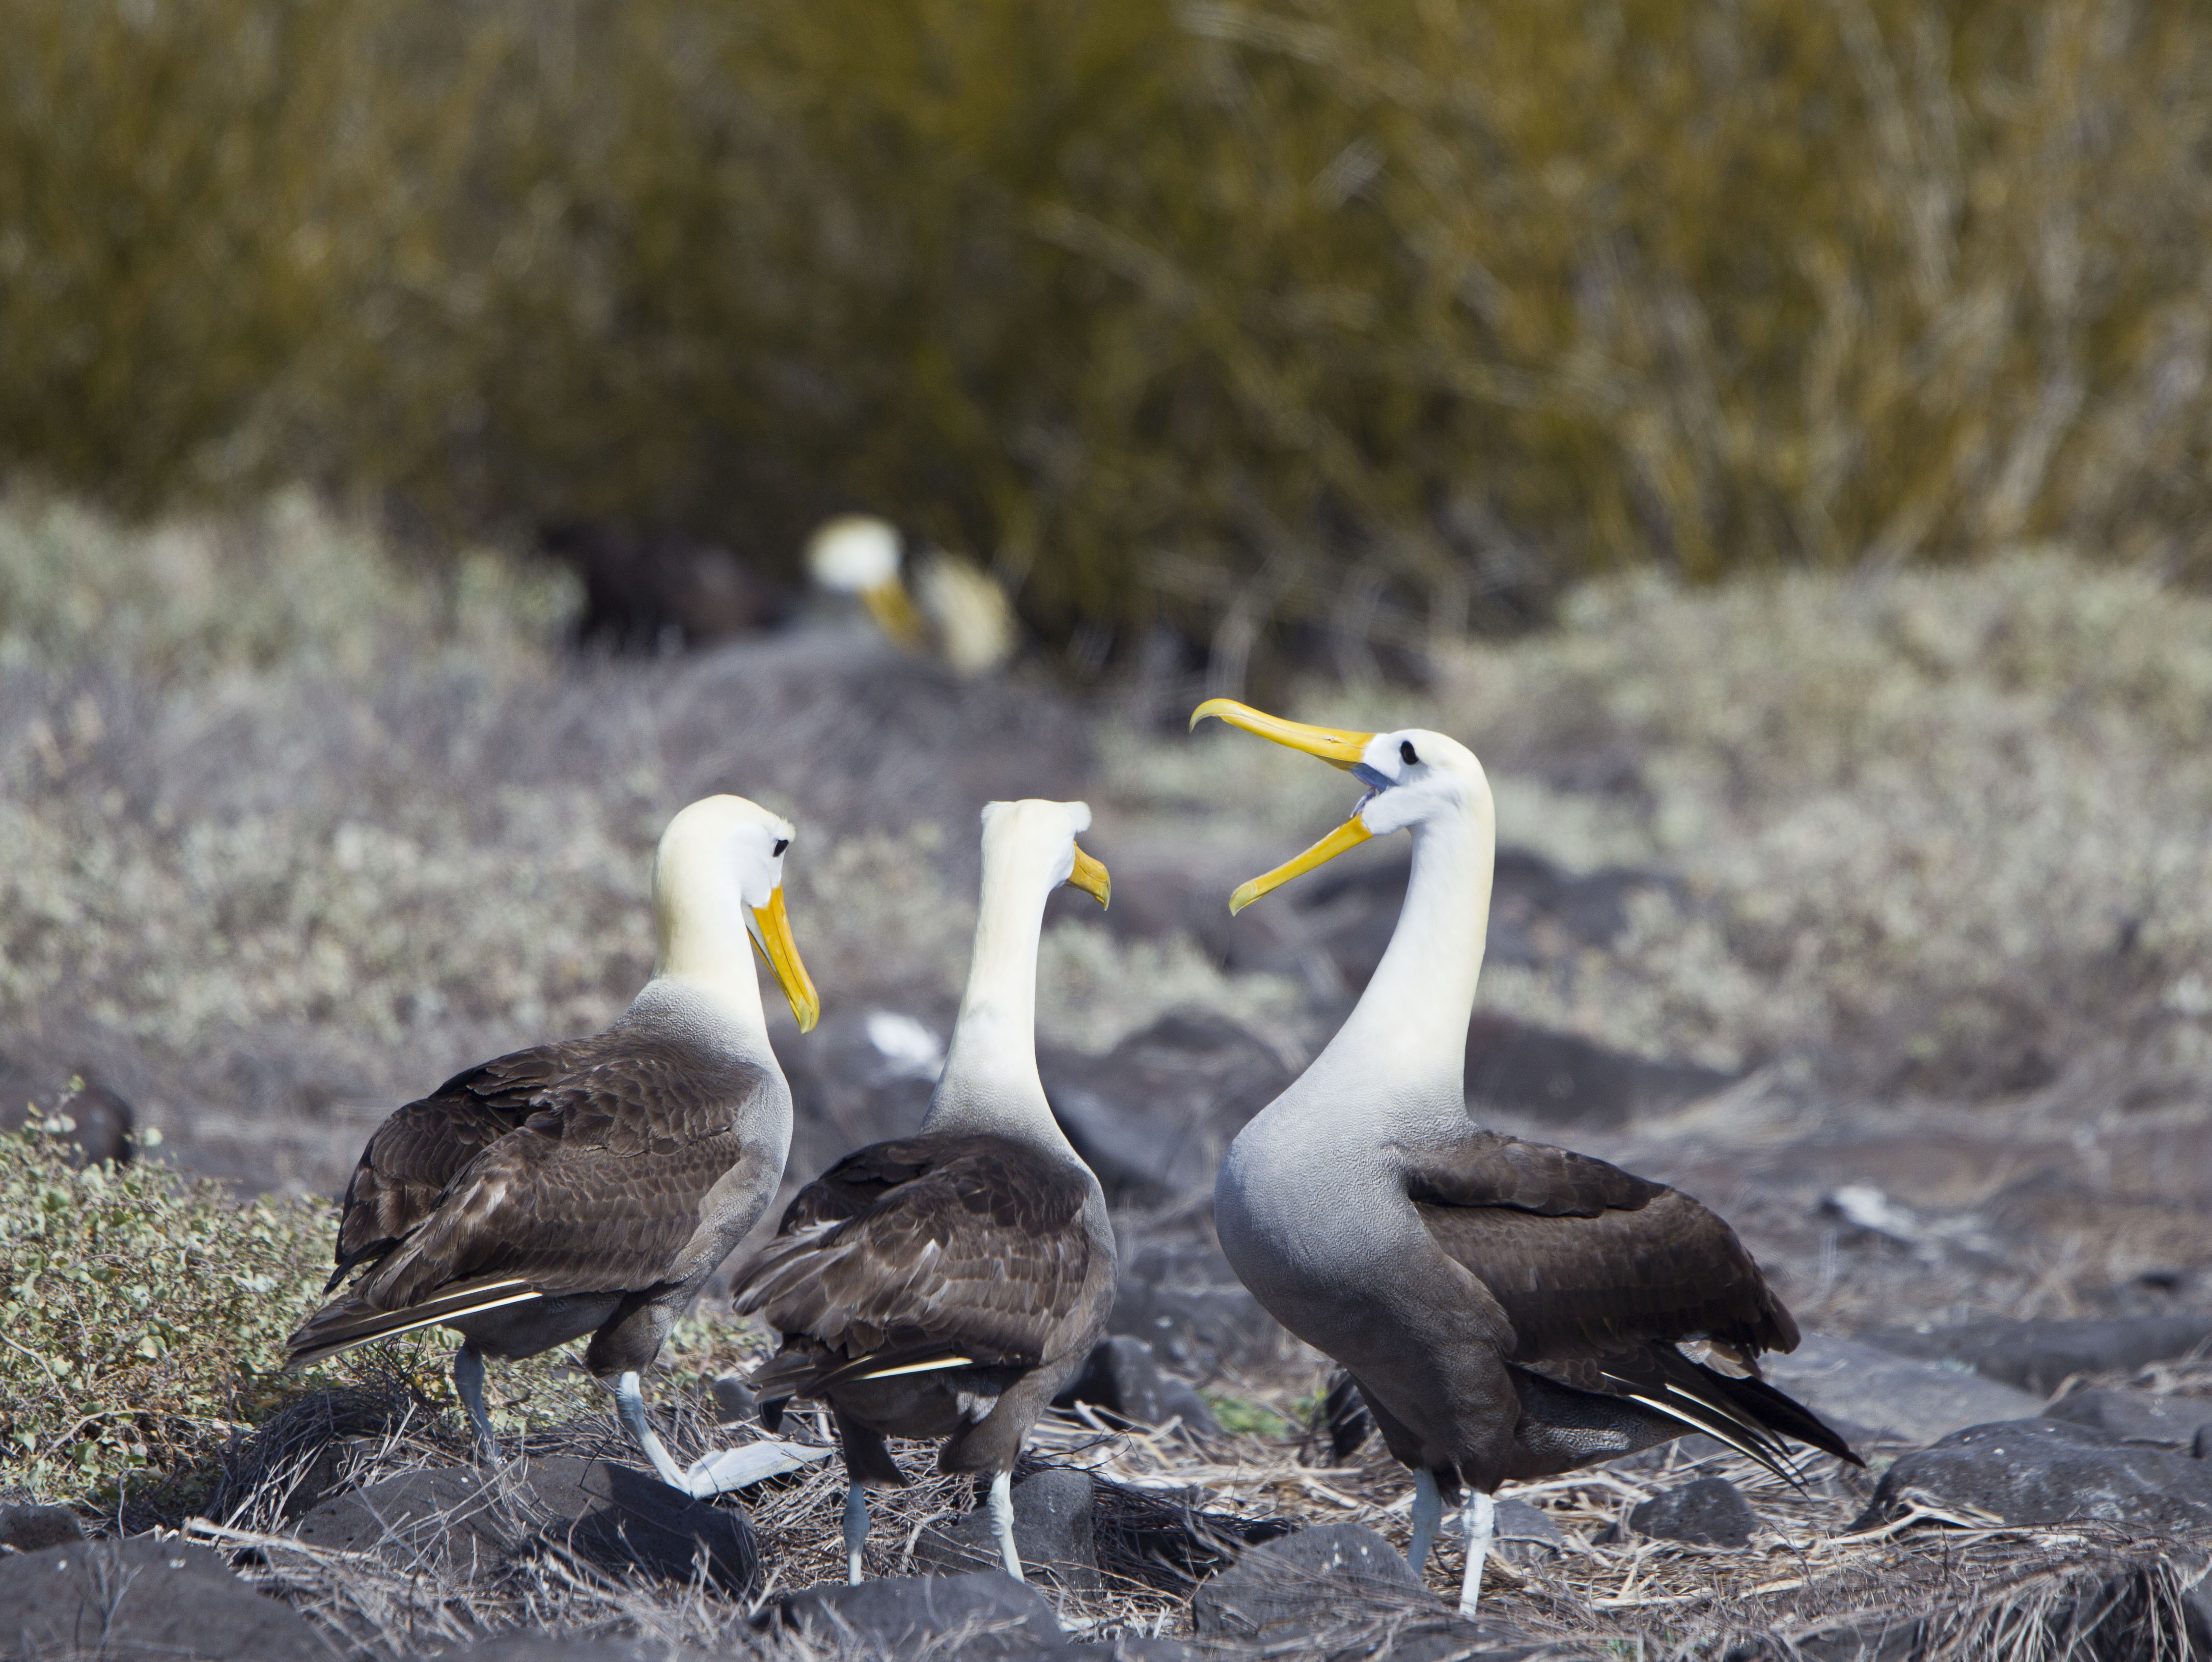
923,841,1083,1161
625,975,780,1073
1260,808,1490,1147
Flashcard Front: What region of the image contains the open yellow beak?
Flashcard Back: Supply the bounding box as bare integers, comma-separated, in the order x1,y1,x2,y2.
749,886,821,1033
1068,843,1111,909
1189,698,1374,768
1192,699,1380,914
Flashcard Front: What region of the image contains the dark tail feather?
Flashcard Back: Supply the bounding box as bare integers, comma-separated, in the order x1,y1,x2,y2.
285,1274,540,1369
1322,1370,1374,1463
1716,1368,1864,1467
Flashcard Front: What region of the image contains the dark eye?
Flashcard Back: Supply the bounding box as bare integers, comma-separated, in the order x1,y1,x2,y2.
1400,741,1419,766
772,838,789,856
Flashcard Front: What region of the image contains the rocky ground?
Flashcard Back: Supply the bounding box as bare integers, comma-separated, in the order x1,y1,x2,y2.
6,502,2212,1657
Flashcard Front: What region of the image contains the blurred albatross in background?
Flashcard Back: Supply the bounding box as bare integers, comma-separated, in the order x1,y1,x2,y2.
286,795,823,1499
1193,699,1860,1614
732,798,1114,1583
805,513,1017,677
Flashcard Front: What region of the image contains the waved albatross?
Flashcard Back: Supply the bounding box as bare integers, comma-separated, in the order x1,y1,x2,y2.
286,794,821,1498
731,798,1115,1583
1192,700,1859,1613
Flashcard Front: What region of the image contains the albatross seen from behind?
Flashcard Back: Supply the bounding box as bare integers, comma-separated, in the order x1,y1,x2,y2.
731,798,1115,1584
286,794,822,1498
1193,700,1860,1614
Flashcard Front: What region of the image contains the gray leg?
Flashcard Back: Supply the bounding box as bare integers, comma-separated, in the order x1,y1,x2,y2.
613,1369,693,1494
1407,1466,1442,1571
987,1468,1022,1581
843,1480,870,1585
454,1343,497,1462
1457,1489,1494,1616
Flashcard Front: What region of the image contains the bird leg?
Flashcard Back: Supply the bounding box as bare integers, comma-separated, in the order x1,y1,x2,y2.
613,1369,694,1493
453,1343,498,1463
1407,1467,1442,1571
987,1468,1023,1581
843,1480,870,1585
1458,1489,1495,1616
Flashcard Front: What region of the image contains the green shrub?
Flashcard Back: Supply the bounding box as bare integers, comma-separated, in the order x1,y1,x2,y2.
0,1122,334,1505
5,2,2210,660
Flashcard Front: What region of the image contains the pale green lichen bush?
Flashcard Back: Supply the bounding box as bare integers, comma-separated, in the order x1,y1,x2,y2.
1276,552,2212,1096
0,1123,334,1505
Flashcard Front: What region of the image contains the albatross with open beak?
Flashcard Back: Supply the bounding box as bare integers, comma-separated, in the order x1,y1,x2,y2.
1193,701,1859,1614
286,795,823,1499
731,799,1115,1584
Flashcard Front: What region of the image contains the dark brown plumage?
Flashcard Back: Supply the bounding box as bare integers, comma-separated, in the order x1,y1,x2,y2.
735,1134,1106,1479
281,792,817,1498
291,1022,778,1374
728,796,1114,1583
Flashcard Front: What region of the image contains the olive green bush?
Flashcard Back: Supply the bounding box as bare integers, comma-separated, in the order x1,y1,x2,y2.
0,1122,333,1505
5,1,2210,664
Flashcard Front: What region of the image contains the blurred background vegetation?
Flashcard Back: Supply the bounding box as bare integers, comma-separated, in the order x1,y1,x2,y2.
6,0,2210,674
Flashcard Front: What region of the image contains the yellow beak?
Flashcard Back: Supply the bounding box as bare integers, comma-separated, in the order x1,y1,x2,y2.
1068,843,1111,909
1192,699,1381,913
861,578,928,649
1188,698,1375,768
749,886,821,1033
1230,816,1373,914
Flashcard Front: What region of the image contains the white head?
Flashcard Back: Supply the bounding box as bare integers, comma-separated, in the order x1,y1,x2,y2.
1186,701,1494,911
976,798,1111,905
805,515,902,593
652,795,820,1031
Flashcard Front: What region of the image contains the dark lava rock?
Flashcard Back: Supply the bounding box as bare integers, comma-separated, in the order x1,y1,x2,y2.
542,521,788,651
1852,1417,2212,1532
1192,1524,1568,1661
0,1056,136,1166
916,1467,1100,1590
1039,1014,1292,1203
707,1372,759,1424
1109,1235,1292,1377
1056,1336,1221,1439
407,1640,698,1661
0,1499,84,1552
1086,1640,1202,1662
292,1466,514,1575
1626,1477,1759,1547
0,1536,334,1660
1859,1314,2212,1397
1192,1522,1431,1640
1465,1013,1734,1129
1761,1332,2043,1446
778,1005,945,1194
2043,1389,2212,1446
764,1570,1076,1661
1492,1498,1569,1563
519,1456,757,1596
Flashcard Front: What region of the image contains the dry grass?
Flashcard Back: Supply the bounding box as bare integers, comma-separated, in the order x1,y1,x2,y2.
153,1368,2207,1658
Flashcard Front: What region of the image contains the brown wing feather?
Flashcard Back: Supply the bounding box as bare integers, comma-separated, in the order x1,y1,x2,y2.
1407,1132,1796,1364
733,1134,1093,1389
317,1026,768,1318
331,1041,596,1284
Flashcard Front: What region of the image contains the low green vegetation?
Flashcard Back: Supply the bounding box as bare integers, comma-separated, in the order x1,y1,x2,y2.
0,1122,333,1505
5,1,2210,662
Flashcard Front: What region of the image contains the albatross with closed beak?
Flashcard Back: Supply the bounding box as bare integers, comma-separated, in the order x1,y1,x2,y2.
286,794,823,1498
731,798,1115,1583
1193,700,1859,1614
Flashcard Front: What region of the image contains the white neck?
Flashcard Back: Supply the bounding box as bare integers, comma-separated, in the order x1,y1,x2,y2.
1270,807,1491,1142
640,861,772,1059
924,840,1080,1156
